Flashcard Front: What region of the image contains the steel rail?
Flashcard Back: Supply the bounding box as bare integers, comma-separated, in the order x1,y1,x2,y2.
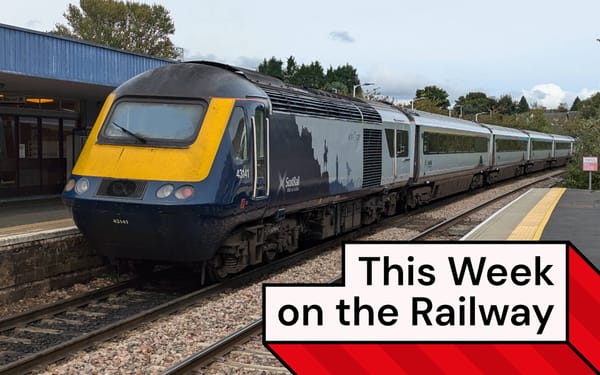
407,170,564,241
0,242,339,375
161,276,342,375
0,170,564,374
160,171,564,374
0,278,138,332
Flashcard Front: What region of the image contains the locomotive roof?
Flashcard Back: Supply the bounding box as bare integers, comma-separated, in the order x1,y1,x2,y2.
113,62,268,99
114,61,384,125
409,110,490,135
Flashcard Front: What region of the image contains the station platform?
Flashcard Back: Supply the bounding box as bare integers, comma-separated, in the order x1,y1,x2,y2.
463,188,600,266
0,196,75,243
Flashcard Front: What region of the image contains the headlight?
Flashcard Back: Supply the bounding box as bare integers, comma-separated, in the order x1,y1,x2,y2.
64,178,75,192
156,184,174,198
74,177,90,194
174,185,194,200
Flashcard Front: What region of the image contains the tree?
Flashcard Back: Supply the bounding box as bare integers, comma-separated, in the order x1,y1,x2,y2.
324,64,359,96
517,96,530,113
284,56,298,82
570,96,582,112
415,86,450,109
412,99,448,115
258,57,284,80
494,94,516,115
564,117,600,189
454,92,496,116
523,109,552,133
53,0,178,59
577,92,600,119
288,61,325,89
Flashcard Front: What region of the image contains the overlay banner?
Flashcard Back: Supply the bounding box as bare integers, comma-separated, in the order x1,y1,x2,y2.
263,241,600,374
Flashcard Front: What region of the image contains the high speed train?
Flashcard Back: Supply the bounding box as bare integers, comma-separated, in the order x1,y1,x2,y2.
61,61,574,280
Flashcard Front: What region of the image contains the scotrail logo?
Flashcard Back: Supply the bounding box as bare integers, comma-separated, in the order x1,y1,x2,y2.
278,172,301,193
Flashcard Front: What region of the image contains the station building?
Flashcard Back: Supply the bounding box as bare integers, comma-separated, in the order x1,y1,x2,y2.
0,23,172,198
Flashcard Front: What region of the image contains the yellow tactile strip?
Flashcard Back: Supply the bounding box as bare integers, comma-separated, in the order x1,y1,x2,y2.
507,188,566,240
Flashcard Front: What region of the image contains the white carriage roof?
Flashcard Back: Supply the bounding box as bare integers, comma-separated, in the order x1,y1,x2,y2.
521,129,555,141
551,134,575,142
368,101,411,124
480,123,529,139
410,110,490,135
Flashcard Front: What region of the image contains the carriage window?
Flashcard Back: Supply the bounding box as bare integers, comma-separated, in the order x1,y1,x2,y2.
555,142,571,150
496,138,527,152
532,140,552,151
385,129,409,158
227,107,247,161
423,132,488,154
100,99,205,146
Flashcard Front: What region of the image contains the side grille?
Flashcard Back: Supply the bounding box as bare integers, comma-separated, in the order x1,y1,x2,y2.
362,129,382,188
96,179,147,199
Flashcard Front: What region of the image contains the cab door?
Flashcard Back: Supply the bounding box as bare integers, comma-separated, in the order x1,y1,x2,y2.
249,102,269,200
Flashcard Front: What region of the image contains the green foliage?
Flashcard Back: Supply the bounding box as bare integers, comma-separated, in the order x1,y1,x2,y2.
564,118,600,189
517,96,530,113
495,94,516,115
412,99,448,115
324,64,360,95
523,109,552,132
455,92,497,117
258,57,284,80
258,55,362,96
284,56,298,82
415,86,450,109
577,92,600,119
290,61,325,88
570,96,582,112
52,0,178,59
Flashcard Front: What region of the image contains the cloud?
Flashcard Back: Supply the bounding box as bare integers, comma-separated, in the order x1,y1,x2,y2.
329,31,355,43
522,84,598,109
26,20,42,29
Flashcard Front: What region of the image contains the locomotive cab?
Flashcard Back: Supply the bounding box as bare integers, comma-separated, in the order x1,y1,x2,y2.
62,63,273,267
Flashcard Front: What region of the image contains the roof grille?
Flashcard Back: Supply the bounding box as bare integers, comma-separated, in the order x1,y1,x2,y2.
258,84,382,124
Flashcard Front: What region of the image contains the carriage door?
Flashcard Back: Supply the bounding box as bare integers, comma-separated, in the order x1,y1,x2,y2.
250,102,269,199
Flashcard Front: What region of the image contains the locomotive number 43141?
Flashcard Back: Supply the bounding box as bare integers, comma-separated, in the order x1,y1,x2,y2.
113,218,129,225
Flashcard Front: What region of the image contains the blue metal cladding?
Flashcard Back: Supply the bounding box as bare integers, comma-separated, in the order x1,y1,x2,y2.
0,24,173,86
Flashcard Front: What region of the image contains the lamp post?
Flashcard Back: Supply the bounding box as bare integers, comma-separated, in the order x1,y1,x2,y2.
475,111,489,122
353,82,375,97
411,97,428,110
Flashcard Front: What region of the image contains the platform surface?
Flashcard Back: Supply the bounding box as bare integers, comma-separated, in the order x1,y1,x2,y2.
0,196,75,241
463,188,600,267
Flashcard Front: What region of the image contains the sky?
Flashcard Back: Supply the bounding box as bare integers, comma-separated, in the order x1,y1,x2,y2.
2,0,600,109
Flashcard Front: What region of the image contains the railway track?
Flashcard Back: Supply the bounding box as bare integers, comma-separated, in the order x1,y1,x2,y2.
162,170,564,374
3,169,563,374
0,239,341,375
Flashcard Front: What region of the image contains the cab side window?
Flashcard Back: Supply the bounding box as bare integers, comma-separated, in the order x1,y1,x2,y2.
227,107,248,161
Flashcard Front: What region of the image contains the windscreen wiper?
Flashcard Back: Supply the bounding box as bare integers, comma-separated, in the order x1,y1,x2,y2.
111,121,147,144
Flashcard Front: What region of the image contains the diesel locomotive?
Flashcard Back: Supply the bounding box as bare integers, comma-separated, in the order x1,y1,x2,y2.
62,61,574,280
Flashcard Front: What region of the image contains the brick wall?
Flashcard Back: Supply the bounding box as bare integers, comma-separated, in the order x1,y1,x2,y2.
0,233,109,304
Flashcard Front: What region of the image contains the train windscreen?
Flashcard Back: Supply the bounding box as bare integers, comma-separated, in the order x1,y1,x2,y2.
100,99,206,147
